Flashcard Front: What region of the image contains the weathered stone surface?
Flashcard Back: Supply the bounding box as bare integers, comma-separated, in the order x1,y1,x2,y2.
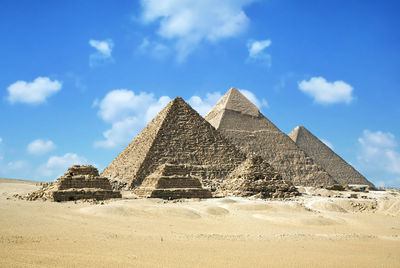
205,88,336,187
101,97,247,191
326,184,348,191
288,126,374,187
52,188,121,202
220,155,299,199
24,165,121,201
134,164,212,199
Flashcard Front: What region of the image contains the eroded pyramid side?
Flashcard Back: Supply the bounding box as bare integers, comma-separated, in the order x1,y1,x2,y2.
289,126,374,187
205,88,337,187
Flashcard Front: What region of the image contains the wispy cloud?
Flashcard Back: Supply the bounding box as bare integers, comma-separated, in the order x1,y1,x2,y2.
7,77,62,105
247,39,272,66
357,130,400,187
27,139,56,155
138,38,170,59
89,39,114,67
140,0,257,62
298,76,354,105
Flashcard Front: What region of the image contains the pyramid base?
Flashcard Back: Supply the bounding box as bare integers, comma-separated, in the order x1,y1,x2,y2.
52,188,122,202
134,187,212,199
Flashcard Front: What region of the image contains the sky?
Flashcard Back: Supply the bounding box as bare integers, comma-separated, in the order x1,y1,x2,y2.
0,0,399,187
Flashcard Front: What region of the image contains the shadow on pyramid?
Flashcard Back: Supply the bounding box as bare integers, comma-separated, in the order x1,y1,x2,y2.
289,126,374,187
205,88,337,187
101,97,247,191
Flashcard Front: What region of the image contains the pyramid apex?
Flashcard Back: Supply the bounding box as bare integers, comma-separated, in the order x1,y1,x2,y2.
206,87,260,119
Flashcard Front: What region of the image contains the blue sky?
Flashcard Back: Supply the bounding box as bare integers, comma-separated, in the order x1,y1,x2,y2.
1,0,399,187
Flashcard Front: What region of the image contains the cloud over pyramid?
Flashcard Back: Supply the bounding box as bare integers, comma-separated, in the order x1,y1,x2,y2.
288,126,374,187
101,97,247,190
205,88,336,187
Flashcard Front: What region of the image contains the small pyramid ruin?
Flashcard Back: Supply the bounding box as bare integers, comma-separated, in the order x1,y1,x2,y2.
288,126,374,187
220,155,299,198
134,163,212,199
24,165,121,201
205,88,337,187
101,97,247,191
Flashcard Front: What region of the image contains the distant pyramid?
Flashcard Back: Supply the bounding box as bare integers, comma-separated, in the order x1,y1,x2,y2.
101,97,247,190
288,126,374,187
205,88,336,187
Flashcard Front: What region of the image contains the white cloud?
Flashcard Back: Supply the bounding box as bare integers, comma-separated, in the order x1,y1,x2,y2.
89,39,114,67
188,92,223,116
0,137,2,143
247,39,271,66
321,139,334,150
38,153,89,180
27,139,56,155
94,89,171,148
7,77,62,105
140,0,256,61
357,130,400,187
298,77,354,105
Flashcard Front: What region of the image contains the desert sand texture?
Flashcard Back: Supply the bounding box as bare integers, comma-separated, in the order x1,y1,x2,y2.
1,178,399,268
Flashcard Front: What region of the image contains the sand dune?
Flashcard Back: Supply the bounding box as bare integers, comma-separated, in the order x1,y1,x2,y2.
1,178,399,267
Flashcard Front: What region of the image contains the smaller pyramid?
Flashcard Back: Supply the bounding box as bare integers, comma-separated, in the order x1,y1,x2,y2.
220,155,299,199
288,126,374,187
134,164,212,199
24,165,121,201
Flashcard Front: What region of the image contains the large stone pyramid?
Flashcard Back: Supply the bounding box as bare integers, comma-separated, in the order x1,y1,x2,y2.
101,97,247,190
205,88,337,187
288,126,374,187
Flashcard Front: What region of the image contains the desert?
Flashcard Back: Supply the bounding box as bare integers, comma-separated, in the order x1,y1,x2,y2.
1,178,399,267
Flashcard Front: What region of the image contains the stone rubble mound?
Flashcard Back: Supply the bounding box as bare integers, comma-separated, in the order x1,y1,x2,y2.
23,165,121,201
220,155,299,199
134,163,212,199
205,88,337,187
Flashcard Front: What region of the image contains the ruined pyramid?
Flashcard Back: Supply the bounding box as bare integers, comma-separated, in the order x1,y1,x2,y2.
205,88,337,187
24,165,121,201
220,155,299,198
134,163,212,199
101,97,247,190
288,126,374,187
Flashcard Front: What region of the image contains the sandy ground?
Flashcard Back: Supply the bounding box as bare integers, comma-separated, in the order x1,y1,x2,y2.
0,178,399,267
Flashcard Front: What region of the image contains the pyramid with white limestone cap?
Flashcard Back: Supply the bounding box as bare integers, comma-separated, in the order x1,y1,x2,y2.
205,88,337,187
288,126,374,187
